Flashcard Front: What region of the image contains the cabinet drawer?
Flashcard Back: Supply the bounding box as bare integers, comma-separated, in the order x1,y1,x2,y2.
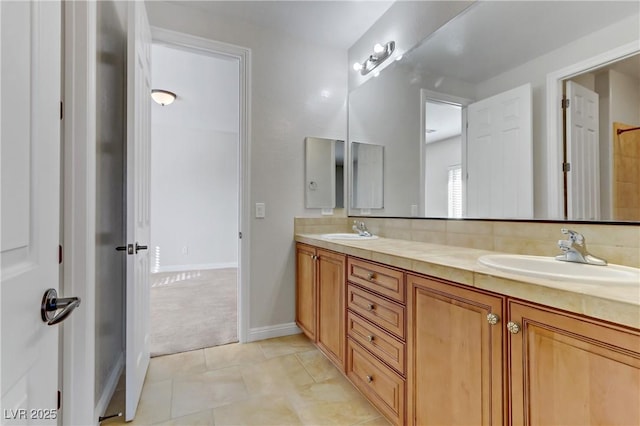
347,311,405,375
347,339,405,426
348,258,405,303
348,284,405,339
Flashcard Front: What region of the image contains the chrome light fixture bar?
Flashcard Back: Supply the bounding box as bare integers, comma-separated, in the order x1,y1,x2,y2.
352,41,396,76
151,89,177,106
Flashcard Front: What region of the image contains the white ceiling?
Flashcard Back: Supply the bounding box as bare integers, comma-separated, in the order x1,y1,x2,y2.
174,0,395,50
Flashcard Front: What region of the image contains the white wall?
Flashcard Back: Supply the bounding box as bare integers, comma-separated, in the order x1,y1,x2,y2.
146,1,347,331
425,136,461,217
150,44,239,271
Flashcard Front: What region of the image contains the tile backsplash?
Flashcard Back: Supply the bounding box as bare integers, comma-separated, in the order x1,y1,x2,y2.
294,217,640,268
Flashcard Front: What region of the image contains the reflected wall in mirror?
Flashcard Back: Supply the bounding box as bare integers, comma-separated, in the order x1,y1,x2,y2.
351,142,384,210
305,137,344,209
347,0,640,222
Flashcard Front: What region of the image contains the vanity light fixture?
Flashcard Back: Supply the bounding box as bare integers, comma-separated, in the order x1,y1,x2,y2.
352,40,396,76
151,89,177,106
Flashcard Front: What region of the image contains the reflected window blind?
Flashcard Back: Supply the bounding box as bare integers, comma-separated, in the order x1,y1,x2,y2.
448,165,462,218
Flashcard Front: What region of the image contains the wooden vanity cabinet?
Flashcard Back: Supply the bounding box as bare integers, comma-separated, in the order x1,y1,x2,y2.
407,274,506,426
509,300,640,426
295,243,346,369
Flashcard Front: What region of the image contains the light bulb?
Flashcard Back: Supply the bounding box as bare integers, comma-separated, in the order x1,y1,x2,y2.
373,43,385,54
395,54,403,61
353,62,363,71
374,71,380,78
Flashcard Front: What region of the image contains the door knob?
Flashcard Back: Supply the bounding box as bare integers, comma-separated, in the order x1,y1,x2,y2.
41,288,81,326
135,242,148,254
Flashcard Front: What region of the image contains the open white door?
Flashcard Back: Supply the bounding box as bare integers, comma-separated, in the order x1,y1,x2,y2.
466,83,533,218
566,81,600,220
1,1,63,423
125,1,152,421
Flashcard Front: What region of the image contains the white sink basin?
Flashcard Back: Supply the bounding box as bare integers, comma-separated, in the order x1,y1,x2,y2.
320,233,379,240
478,254,640,285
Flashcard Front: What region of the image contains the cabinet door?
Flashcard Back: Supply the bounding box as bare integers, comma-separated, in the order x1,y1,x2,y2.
296,244,317,340
317,249,346,369
407,274,505,426
509,300,640,426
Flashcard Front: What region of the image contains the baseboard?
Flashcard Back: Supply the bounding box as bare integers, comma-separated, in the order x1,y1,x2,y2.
94,352,124,422
154,262,238,273
247,322,301,342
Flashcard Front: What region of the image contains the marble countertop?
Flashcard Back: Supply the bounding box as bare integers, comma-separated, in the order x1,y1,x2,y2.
295,234,640,330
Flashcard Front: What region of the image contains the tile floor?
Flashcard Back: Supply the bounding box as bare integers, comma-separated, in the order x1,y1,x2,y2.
104,334,390,425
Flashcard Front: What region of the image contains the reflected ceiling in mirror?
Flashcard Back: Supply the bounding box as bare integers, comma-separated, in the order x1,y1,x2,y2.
347,0,640,222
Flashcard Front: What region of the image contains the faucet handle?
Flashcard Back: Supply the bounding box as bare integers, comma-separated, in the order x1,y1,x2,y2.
560,228,584,244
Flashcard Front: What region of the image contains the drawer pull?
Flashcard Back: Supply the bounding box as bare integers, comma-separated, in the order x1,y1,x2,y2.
367,272,376,280
366,303,375,311
367,334,375,342
366,375,374,383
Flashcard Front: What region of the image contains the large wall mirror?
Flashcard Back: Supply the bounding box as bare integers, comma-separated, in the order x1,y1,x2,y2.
348,1,640,222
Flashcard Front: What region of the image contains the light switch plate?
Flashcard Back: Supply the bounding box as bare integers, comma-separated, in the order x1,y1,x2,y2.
255,203,265,218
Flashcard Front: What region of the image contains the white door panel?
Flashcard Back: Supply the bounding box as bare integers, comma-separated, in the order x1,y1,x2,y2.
466,83,533,218
1,1,61,424
566,81,600,220
125,1,152,420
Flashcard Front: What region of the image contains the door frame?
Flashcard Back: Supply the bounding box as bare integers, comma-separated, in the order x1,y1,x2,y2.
62,1,97,425
150,26,252,343
419,89,472,217
546,41,639,220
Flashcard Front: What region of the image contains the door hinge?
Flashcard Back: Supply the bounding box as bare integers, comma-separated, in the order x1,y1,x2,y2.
238,232,242,239
60,101,64,120
58,245,63,264
561,98,570,109
563,162,571,172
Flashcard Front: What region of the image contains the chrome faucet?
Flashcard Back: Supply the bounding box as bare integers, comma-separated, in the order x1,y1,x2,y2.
352,220,372,237
556,228,607,266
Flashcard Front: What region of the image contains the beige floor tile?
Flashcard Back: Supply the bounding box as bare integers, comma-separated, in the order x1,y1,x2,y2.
172,366,249,419
103,379,173,425
213,395,302,426
354,416,392,426
241,353,315,396
296,350,341,382
147,349,207,383
258,334,316,359
288,377,381,425
204,341,266,370
157,409,215,426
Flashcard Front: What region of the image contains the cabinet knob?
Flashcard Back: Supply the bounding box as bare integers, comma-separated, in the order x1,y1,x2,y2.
365,375,374,383
487,313,500,325
507,321,521,334
367,335,375,342
311,254,318,260
366,303,375,311
367,272,376,280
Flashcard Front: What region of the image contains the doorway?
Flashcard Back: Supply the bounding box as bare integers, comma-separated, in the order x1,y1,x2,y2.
148,41,242,356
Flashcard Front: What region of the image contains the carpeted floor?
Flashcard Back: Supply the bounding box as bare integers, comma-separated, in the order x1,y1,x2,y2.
150,268,238,357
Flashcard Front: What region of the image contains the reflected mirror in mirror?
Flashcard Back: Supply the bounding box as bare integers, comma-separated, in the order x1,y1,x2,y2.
305,137,344,209
351,142,384,210
347,0,639,222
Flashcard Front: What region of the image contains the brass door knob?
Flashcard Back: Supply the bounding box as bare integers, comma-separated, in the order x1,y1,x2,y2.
487,313,500,325
507,321,521,334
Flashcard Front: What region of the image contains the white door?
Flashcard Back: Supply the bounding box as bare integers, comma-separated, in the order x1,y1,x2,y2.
125,1,152,420
466,83,533,218
566,81,600,220
1,1,63,423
